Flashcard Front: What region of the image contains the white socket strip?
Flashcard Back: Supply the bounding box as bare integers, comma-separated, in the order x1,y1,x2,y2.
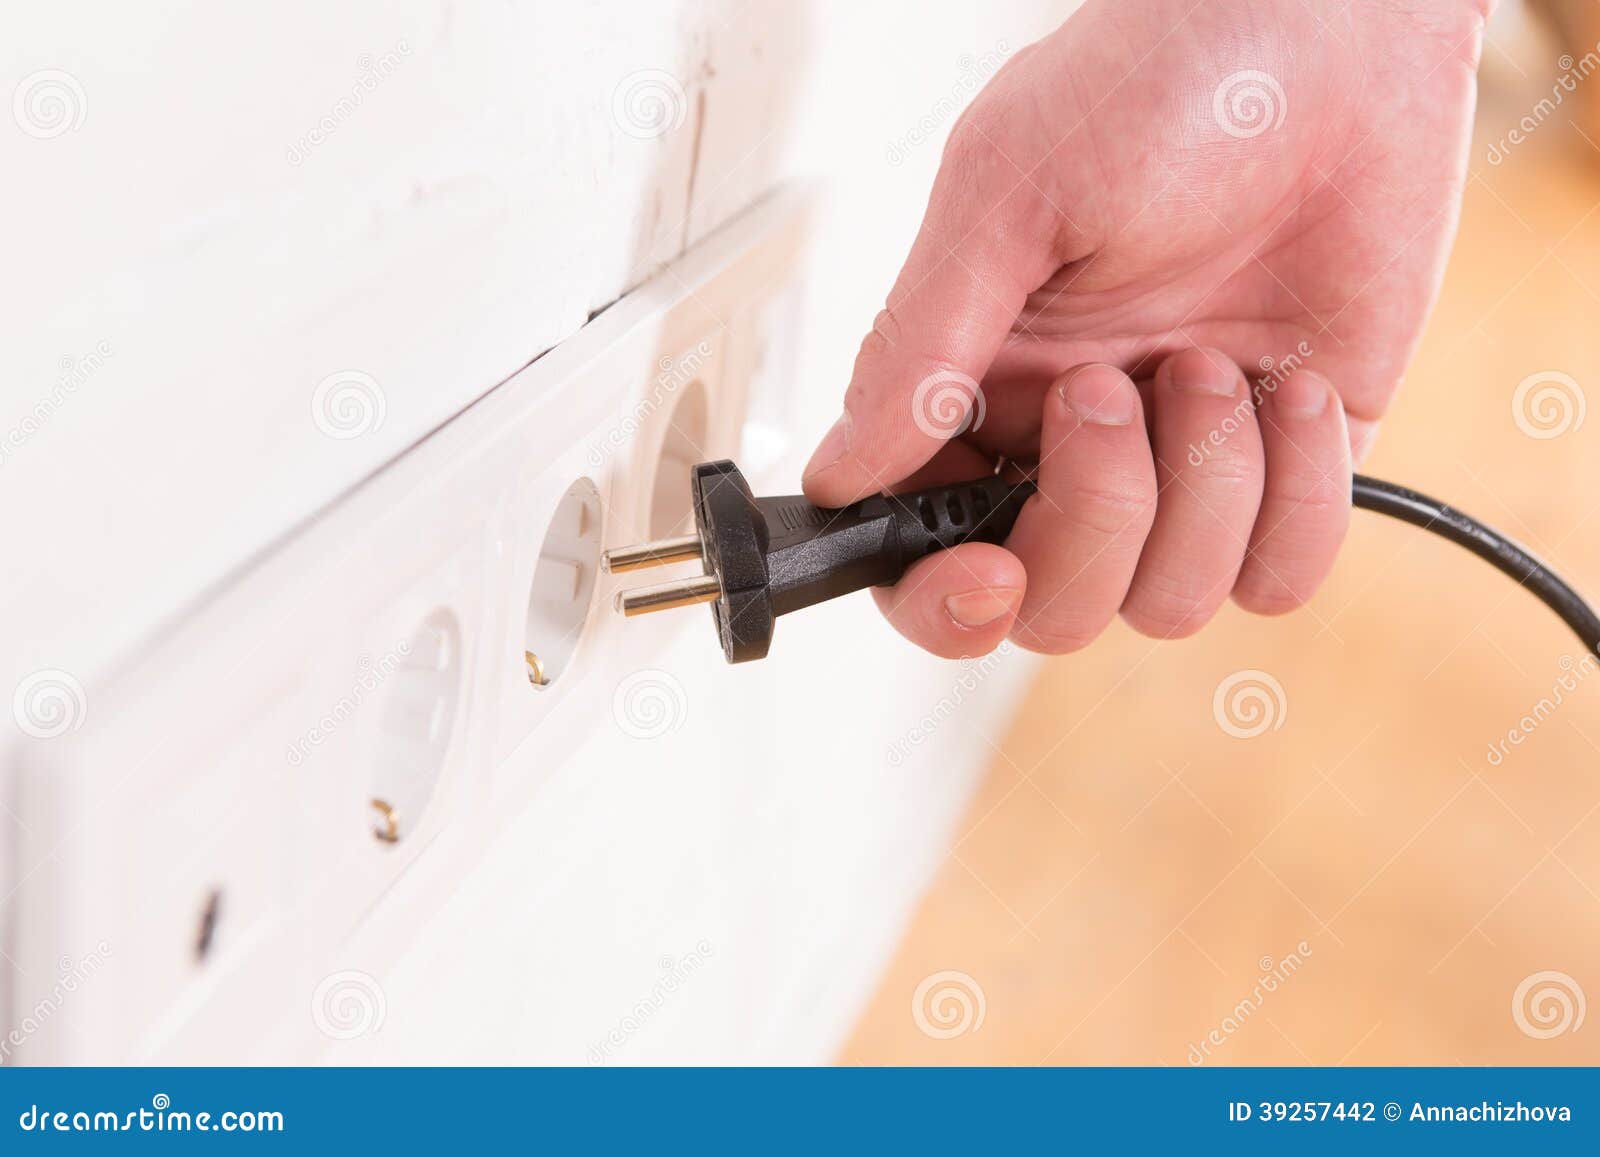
2,186,1035,1064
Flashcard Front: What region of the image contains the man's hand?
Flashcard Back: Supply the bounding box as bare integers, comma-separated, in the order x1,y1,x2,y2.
803,0,1490,657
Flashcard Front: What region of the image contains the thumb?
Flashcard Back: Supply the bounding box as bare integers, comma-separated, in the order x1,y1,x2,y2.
801,109,1070,506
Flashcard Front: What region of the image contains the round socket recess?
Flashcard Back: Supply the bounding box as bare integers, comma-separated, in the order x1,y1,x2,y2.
524,477,603,688
648,379,710,538
369,610,462,842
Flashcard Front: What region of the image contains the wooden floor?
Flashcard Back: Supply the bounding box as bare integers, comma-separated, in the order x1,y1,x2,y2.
843,55,1600,1065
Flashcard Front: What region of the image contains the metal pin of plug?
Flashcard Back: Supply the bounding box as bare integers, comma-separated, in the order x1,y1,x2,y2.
602,534,703,574
614,573,720,617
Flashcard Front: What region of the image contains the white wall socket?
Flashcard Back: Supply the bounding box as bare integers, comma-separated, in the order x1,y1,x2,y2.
3,183,1034,1064
1,188,813,1062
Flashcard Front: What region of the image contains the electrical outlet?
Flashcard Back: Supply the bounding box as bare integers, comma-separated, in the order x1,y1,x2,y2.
0,188,812,1063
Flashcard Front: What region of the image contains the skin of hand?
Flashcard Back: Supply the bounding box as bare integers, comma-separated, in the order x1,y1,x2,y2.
802,0,1493,658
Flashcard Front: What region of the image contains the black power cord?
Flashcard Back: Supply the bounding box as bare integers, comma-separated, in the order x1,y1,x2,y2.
1351,474,1600,653
606,460,1600,664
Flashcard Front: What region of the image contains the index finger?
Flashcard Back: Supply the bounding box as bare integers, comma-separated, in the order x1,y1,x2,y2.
801,114,1069,505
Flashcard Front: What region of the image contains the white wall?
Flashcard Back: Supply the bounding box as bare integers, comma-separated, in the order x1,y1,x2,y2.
2,1,1074,1063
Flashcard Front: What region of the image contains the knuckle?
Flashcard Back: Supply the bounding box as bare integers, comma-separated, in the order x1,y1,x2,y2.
934,105,1050,242
943,102,1007,168
936,124,1002,217
1121,573,1219,640
1183,446,1262,488
1266,472,1349,517
856,306,902,361
1055,483,1157,540
1172,461,1264,515
1247,496,1349,577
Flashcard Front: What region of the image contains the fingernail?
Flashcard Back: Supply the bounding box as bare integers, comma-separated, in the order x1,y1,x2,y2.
1060,366,1138,426
944,587,1023,629
802,411,852,480
1272,371,1331,420
1167,350,1238,397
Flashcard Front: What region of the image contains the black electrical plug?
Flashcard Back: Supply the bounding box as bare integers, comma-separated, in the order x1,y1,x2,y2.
604,459,1036,663
604,459,1600,667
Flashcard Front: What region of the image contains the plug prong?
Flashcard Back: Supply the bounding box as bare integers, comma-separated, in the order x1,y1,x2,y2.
602,534,703,573
614,574,721,616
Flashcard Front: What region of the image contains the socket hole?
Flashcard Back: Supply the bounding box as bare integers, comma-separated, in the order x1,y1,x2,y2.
194,888,222,963
649,380,710,538
525,478,603,687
